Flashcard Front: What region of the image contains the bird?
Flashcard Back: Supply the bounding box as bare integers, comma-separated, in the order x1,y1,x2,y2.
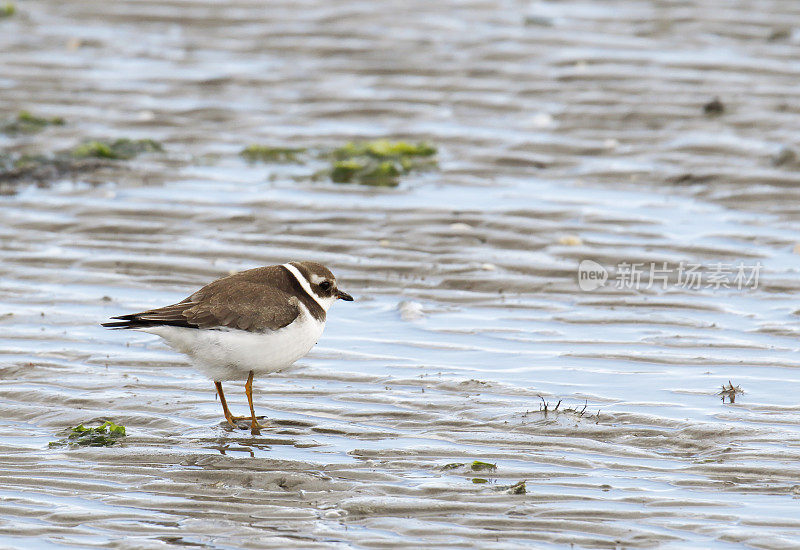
102,261,353,434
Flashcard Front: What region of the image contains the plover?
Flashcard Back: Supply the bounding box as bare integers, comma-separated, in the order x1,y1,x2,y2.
102,261,353,434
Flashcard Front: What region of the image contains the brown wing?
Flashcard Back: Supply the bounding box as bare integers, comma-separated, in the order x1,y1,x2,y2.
182,282,300,331
102,274,300,332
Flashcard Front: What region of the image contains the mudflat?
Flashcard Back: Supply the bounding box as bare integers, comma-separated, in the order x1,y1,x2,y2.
2,1,800,548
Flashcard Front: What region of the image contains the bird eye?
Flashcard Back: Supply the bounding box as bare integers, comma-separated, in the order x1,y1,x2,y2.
319,281,332,291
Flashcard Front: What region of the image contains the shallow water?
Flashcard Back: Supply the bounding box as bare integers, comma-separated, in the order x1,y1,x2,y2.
2,0,800,548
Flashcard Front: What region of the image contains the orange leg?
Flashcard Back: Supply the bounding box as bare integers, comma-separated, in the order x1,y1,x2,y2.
214,381,251,428
245,370,268,435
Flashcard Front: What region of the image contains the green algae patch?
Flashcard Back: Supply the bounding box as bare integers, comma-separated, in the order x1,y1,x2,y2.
0,152,110,189
0,2,15,17
72,141,115,159
326,139,437,187
238,139,438,187
330,159,366,183
329,159,402,186
441,462,466,471
72,138,163,160
333,139,436,161
1,137,163,190
504,480,526,495
471,460,497,472
240,145,305,163
11,154,50,170
361,161,401,185
1,111,65,135
50,421,127,448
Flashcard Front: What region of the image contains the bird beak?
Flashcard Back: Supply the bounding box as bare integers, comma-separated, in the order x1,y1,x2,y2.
335,289,354,301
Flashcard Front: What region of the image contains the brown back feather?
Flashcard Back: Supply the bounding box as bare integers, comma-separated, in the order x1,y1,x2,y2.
104,265,310,332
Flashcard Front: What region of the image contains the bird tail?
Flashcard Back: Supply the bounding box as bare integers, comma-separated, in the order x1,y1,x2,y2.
101,314,143,329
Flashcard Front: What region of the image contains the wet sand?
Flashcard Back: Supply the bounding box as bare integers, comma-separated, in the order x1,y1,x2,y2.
2,0,800,548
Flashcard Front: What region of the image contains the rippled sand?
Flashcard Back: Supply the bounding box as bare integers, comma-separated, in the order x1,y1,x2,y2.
2,1,800,548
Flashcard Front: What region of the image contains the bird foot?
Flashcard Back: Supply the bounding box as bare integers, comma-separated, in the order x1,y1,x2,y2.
249,419,270,435
224,415,268,432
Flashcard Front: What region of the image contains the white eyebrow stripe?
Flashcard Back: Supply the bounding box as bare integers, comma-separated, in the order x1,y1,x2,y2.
310,273,327,285
283,262,324,309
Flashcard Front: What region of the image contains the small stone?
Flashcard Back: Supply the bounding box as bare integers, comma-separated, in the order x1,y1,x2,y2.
603,138,618,149
703,97,724,115
773,146,797,167
449,222,473,233
768,27,791,41
530,112,554,129
558,235,583,246
398,301,424,321
523,15,554,27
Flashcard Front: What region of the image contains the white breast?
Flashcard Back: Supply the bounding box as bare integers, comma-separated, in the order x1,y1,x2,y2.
140,306,326,381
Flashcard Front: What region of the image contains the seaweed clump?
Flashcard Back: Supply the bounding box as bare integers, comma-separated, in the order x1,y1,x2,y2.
471,460,497,472
0,153,108,190
1,111,65,135
50,421,127,448
1,137,164,192
72,138,163,160
327,140,437,187
718,380,743,403
0,2,15,17
240,145,305,163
